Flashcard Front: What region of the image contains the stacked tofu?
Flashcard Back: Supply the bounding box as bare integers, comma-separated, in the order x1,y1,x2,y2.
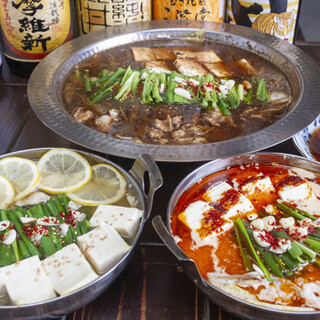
178,182,256,247
131,46,258,78
0,204,143,306
277,174,320,216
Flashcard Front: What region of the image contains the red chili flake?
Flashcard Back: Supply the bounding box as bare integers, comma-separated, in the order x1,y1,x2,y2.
198,207,225,238
59,212,65,218
212,189,240,214
204,83,213,89
276,175,305,189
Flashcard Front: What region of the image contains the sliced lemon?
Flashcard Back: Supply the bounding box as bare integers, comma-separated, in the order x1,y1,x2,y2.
0,174,15,208
0,157,39,201
67,163,127,205
37,148,92,194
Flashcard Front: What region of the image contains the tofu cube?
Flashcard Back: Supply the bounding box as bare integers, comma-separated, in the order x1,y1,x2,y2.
174,58,209,77
240,176,275,196
131,47,156,61
2,256,56,306
90,204,143,238
279,180,313,202
77,224,130,275
42,244,98,296
231,58,258,76
174,49,222,63
0,269,9,305
145,61,171,74
203,61,237,78
204,182,255,219
178,200,212,230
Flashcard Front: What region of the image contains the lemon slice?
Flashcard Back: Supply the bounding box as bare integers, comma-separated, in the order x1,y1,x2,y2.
37,148,92,194
0,174,15,208
67,163,127,205
0,157,40,201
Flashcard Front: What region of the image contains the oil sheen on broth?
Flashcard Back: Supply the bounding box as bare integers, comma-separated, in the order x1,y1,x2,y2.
172,163,320,310
63,41,292,145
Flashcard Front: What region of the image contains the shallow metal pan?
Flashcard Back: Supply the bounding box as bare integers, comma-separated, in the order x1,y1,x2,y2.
153,153,320,319
0,148,163,320
28,20,320,162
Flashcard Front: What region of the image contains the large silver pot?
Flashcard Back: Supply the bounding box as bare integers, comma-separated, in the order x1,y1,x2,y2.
28,20,320,162
0,148,163,320
153,153,320,319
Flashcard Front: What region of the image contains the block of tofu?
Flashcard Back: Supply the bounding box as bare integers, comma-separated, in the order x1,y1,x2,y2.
131,47,157,61
178,200,233,247
145,61,171,74
42,244,98,296
231,59,258,76
174,49,222,63
154,47,176,60
203,61,237,78
174,59,209,77
0,269,9,305
239,176,275,196
2,256,56,306
278,176,313,202
77,224,130,275
90,204,143,238
204,182,255,219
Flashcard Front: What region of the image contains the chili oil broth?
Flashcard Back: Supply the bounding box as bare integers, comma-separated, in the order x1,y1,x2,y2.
63,40,292,145
171,163,320,307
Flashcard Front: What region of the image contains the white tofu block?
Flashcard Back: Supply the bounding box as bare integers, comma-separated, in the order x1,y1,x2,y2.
224,195,255,219
240,176,274,195
0,268,9,304
178,200,212,230
204,182,233,202
90,205,143,238
204,182,254,219
295,198,320,217
42,244,98,296
77,224,130,275
279,182,313,202
2,256,56,306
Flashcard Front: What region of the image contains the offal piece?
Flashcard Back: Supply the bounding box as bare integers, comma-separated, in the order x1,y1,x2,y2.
72,107,94,123
174,49,222,63
145,61,171,74
42,244,99,296
174,58,209,76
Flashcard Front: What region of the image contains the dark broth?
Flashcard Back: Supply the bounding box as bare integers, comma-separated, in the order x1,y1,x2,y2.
63,40,292,145
309,127,320,161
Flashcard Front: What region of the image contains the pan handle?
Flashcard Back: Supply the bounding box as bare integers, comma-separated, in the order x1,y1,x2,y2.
129,154,163,220
152,215,212,290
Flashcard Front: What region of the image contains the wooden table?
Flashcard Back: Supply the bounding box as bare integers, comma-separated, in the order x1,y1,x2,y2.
0,35,319,320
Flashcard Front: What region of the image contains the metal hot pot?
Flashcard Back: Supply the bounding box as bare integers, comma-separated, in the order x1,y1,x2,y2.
153,153,320,320
0,148,163,320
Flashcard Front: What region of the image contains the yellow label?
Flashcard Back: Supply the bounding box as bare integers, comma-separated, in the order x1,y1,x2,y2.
226,0,299,43
152,0,226,22
76,0,151,35
0,0,73,60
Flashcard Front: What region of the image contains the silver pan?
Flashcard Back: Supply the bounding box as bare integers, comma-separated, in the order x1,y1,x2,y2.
153,153,320,319
28,20,320,162
0,148,163,320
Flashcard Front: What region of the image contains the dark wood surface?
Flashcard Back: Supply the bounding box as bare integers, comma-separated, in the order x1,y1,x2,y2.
1,32,320,320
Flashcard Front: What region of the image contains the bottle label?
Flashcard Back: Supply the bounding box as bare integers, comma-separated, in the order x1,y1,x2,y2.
0,0,75,62
225,0,299,43
152,0,226,21
75,0,151,35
